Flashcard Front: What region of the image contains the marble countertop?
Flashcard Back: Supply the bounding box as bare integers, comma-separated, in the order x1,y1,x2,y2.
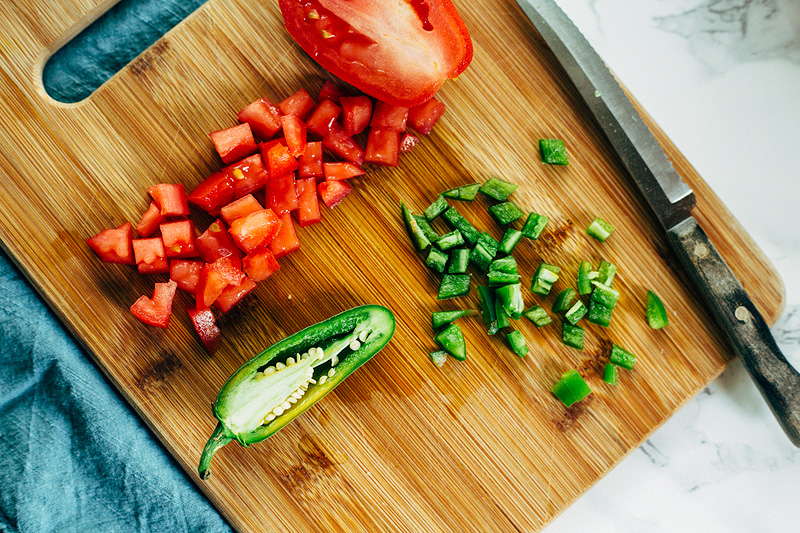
547,1,800,531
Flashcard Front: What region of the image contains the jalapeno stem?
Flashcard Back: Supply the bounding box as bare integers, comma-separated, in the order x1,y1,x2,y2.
198,423,234,479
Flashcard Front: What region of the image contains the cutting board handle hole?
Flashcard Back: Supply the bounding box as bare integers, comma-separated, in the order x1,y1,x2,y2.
42,0,206,103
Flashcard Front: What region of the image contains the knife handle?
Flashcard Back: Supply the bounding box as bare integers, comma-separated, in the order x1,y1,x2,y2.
667,217,800,446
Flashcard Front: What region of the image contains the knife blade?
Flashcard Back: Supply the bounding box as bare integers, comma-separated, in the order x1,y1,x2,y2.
515,0,800,445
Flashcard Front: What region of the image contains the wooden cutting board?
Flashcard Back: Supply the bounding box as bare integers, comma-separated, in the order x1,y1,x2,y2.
0,0,785,531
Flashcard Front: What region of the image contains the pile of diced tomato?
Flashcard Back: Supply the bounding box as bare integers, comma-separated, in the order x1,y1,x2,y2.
87,80,446,353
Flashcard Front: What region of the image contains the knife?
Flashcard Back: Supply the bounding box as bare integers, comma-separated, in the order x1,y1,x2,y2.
514,0,800,445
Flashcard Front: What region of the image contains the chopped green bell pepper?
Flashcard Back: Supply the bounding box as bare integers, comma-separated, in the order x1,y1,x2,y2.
435,323,466,361
479,177,518,201
442,183,481,201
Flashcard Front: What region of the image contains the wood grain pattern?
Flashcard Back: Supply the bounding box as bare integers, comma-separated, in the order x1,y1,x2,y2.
0,0,784,531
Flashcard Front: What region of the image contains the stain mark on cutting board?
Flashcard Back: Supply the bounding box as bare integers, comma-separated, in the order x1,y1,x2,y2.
136,350,183,390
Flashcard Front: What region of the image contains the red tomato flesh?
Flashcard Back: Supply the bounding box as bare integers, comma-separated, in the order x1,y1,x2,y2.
279,0,473,107
187,171,235,215
340,96,372,137
305,100,341,139
323,162,365,181
209,123,258,164
260,140,299,179
214,277,258,313
148,184,190,217
281,114,307,158
130,279,177,328
136,202,166,238
278,89,316,121
371,101,409,131
318,180,352,208
195,219,243,269
322,123,365,165
365,129,400,166
269,213,300,259
268,174,300,215
237,98,282,140
223,154,269,199
228,209,283,253
399,132,420,153
318,80,345,104
160,220,196,258
170,259,203,293
132,237,169,274
408,97,446,135
294,177,322,227
220,194,263,225
87,222,134,264
298,141,324,179
186,306,222,354
242,248,281,282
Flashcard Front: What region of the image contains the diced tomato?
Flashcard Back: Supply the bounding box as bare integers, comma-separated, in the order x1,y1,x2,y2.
340,96,372,137
148,184,190,217
318,180,352,208
220,194,263,225
278,0,473,108
305,100,341,139
318,80,345,104
365,129,400,166
87,222,134,264
223,154,269,199
399,132,420,153
269,213,300,259
187,171,235,215
237,98,282,140
370,101,409,131
214,277,257,313
278,88,315,121
132,237,169,274
294,177,321,227
323,162,365,181
195,219,243,269
242,248,281,282
186,306,222,354
170,259,203,293
260,139,299,179
267,174,299,215
196,256,246,308
130,279,177,329
280,114,307,158
322,123,365,165
136,202,166,238
228,209,282,253
209,123,258,164
408,97,446,135
297,141,323,179
160,220,196,258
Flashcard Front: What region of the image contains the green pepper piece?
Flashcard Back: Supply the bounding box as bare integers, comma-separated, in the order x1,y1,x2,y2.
577,261,593,295
479,177,518,201
431,309,478,330
591,282,619,309
521,212,549,240
552,370,592,407
438,274,470,300
495,298,511,329
603,363,619,385
447,248,470,274
489,255,517,274
530,279,553,296
442,183,481,201
401,203,430,252
435,323,466,361
586,217,614,242
488,271,520,287
538,139,569,165
442,206,481,245
495,283,524,319
535,263,560,284
587,300,613,327
436,230,465,251
523,305,552,327
477,232,500,257
506,330,528,357
198,305,395,479
498,228,523,255
412,214,440,242
424,196,449,220
646,290,669,329
596,260,617,286
552,288,576,313
609,344,636,370
564,300,587,325
430,350,448,368
477,285,499,335
562,322,584,350
469,243,493,271
425,247,448,273
489,201,525,226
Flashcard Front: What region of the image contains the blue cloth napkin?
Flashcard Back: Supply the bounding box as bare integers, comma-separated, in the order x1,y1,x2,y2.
0,250,232,532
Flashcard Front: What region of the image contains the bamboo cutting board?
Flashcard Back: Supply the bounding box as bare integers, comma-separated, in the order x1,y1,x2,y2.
0,0,785,531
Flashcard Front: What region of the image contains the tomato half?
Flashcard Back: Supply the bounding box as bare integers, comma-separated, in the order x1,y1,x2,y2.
279,0,473,107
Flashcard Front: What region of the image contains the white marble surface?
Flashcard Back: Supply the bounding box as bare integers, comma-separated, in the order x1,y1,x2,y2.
545,1,800,531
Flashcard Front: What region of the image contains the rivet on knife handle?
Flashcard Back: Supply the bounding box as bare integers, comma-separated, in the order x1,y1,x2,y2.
668,217,800,446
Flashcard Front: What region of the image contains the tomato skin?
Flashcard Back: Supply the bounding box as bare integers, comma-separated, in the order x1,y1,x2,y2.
317,180,352,208
237,98,282,140
220,194,263,225
132,237,169,274
340,96,372,137
196,256,246,308
399,132,420,153
209,123,258,164
130,279,178,328
278,89,316,120
370,102,409,132
187,171,235,215
242,248,281,281
323,162,365,181
170,259,203,293
268,213,301,259
322,123,365,166
297,142,324,179
186,306,222,353
278,0,473,107
365,129,400,167
408,97,446,135
214,277,258,313
260,140,299,179
195,219,244,269
136,202,166,238
87,222,134,264
223,154,269,198
294,177,322,227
